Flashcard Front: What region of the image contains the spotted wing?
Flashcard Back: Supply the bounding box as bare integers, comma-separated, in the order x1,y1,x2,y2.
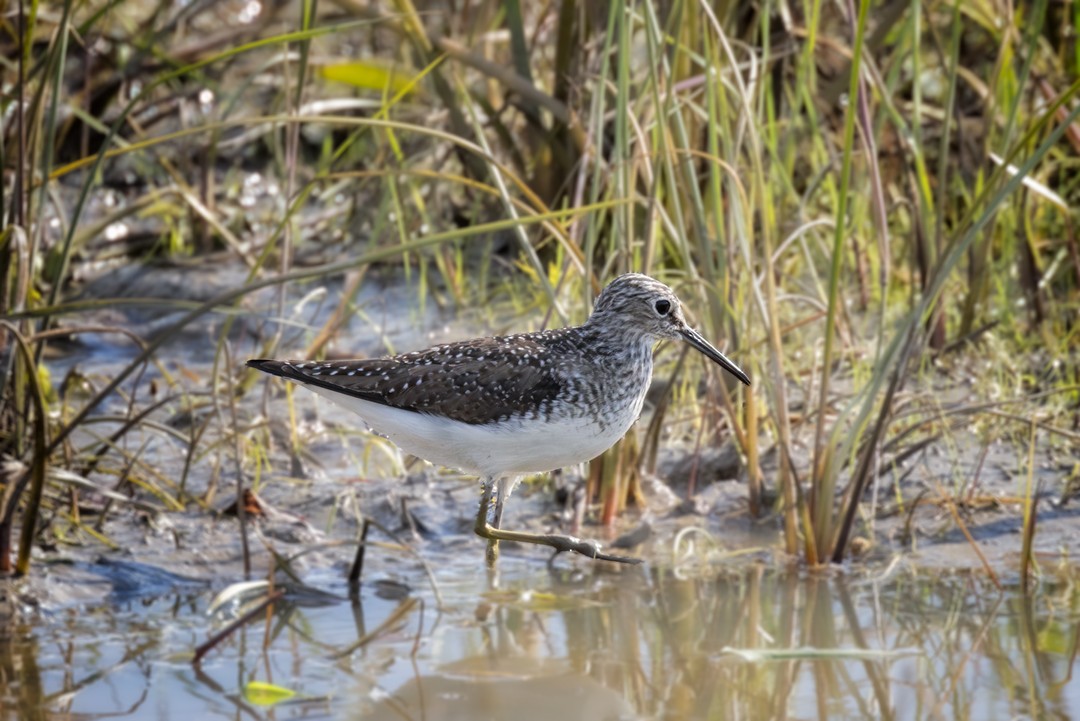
247,334,565,425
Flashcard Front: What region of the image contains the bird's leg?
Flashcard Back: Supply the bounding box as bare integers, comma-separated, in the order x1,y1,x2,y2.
474,478,500,567
472,476,642,565
492,479,507,530
486,478,512,567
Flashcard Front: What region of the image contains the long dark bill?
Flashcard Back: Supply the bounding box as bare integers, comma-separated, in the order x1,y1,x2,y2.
680,328,751,386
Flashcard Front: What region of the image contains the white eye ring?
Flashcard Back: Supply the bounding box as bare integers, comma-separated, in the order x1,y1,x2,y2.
654,299,671,316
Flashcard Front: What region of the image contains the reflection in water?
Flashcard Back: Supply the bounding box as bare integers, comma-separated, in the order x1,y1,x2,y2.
3,564,1080,720
365,674,633,721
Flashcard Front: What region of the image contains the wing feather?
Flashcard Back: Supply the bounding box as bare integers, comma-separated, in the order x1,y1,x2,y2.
248,333,566,425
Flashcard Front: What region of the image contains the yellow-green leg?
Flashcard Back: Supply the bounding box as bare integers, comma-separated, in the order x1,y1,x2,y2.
475,479,500,566
472,476,643,565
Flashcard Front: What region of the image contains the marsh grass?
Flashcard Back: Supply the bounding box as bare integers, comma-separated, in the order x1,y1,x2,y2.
1,0,1077,575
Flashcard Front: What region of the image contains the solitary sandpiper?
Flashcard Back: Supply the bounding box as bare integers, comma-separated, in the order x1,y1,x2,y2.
248,274,750,565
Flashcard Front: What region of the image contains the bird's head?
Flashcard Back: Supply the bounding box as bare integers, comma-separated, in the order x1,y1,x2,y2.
589,274,750,386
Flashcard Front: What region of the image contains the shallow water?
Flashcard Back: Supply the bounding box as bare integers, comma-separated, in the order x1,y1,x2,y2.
12,266,1080,720
5,550,1080,720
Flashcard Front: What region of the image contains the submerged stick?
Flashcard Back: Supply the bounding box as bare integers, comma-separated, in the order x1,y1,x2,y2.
348,517,372,587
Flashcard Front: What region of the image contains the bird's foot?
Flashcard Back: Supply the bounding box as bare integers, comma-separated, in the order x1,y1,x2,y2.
474,524,643,565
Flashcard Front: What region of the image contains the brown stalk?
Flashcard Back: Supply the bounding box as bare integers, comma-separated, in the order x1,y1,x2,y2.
304,266,369,358
433,37,585,152
347,518,372,587
830,326,917,562
221,342,251,578
932,480,1001,589
1020,421,1039,594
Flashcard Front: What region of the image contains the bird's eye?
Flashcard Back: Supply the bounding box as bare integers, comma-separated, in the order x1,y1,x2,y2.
655,299,671,316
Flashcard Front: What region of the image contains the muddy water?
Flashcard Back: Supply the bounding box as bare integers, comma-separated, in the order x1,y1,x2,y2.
8,266,1080,719
4,556,1080,720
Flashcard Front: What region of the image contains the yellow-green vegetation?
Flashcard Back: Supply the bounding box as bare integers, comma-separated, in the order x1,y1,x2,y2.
1,0,1077,576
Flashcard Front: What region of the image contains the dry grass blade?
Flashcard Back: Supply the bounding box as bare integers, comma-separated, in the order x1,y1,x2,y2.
328,596,420,660
1020,421,1039,593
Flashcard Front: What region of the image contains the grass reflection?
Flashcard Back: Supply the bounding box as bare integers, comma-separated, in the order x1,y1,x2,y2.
4,565,1080,719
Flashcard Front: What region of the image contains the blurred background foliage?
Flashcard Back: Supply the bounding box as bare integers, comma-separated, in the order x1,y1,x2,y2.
1,0,1078,575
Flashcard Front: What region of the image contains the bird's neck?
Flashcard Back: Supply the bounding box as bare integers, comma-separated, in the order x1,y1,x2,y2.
576,319,655,374
570,319,655,429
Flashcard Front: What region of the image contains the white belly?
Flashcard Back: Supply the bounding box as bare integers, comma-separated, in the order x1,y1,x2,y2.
305,385,644,478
